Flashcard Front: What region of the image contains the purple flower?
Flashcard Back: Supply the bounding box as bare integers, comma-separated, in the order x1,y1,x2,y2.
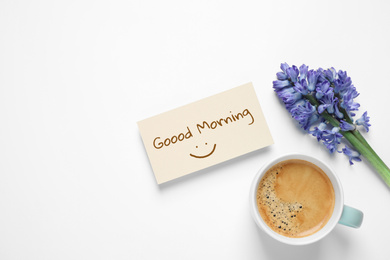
334,70,352,95
277,72,288,80
299,64,308,81
318,91,337,115
276,86,294,96
339,145,362,165
356,111,371,132
273,64,373,168
337,70,348,81
318,104,330,114
322,127,342,153
341,86,360,114
277,63,289,80
316,68,327,83
290,101,319,130
315,81,331,100
307,70,319,91
273,80,291,90
287,65,299,83
281,91,302,105
281,63,289,73
334,100,344,119
293,79,309,95
339,120,355,131
310,122,328,141
285,99,305,111
324,67,337,83
275,87,302,107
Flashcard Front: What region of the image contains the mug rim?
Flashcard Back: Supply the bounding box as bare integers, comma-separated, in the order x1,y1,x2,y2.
250,153,344,246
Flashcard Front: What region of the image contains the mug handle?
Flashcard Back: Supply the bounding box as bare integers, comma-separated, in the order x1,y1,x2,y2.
338,205,364,228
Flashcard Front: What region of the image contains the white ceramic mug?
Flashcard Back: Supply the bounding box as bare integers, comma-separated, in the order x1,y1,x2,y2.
249,153,363,246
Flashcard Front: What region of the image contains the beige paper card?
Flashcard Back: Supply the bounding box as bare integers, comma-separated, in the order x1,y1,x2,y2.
138,83,274,184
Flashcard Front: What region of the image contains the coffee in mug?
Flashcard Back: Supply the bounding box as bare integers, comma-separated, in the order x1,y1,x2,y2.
256,159,335,238
250,154,363,245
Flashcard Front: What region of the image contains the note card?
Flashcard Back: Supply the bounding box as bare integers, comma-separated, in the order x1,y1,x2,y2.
137,83,274,184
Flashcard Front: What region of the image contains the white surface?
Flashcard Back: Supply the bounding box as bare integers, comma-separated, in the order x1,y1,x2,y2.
1,0,389,259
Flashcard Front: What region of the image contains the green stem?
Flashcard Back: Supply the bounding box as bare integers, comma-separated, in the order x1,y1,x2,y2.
304,94,390,187
351,130,375,155
342,131,390,187
351,129,388,178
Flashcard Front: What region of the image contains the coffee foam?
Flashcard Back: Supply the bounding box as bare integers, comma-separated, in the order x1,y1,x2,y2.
256,159,335,238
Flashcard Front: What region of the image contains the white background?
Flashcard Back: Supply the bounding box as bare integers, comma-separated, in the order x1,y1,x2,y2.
1,0,390,259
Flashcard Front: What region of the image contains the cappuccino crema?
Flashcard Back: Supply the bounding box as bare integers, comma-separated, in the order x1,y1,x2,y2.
256,159,335,238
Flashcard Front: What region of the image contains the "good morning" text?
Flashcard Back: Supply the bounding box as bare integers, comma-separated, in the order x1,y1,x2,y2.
152,108,254,150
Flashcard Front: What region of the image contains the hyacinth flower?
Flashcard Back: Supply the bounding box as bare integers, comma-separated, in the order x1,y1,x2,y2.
273,63,390,188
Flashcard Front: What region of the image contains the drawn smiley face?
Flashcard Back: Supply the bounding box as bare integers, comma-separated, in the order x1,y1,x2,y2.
189,142,217,159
